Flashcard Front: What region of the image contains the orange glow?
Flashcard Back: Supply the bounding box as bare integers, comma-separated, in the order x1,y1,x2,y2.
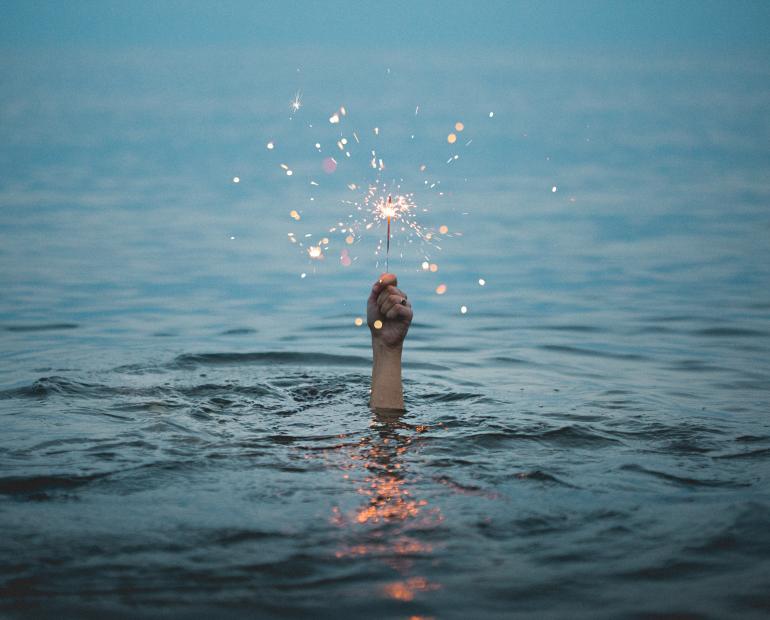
454,121,464,131
435,284,447,295
439,225,448,234
383,577,440,601
447,133,457,144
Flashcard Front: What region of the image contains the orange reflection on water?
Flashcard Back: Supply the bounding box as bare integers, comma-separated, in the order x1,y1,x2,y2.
383,576,440,601
331,411,442,604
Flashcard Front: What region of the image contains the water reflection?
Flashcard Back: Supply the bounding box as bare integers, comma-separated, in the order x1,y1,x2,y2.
331,409,442,606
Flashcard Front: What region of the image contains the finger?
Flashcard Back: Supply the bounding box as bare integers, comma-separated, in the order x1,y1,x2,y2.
369,279,386,305
370,273,398,304
379,293,405,317
377,285,405,307
386,303,413,321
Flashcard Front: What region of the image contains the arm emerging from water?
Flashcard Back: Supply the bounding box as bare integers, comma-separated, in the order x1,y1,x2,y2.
367,273,413,411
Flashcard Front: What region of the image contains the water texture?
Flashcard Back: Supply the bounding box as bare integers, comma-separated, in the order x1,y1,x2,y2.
1,45,770,619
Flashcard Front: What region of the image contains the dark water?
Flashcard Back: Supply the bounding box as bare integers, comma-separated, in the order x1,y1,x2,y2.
1,47,770,618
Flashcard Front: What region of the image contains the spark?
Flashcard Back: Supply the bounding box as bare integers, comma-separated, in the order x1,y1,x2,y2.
478,278,486,286
460,305,468,314
354,317,363,326
290,91,302,113
267,141,275,150
308,246,323,259
435,284,447,295
373,320,383,330
551,185,558,193
455,121,464,131
447,133,457,144
232,176,240,183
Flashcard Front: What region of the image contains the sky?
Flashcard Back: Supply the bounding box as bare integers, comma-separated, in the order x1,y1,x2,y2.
2,0,770,54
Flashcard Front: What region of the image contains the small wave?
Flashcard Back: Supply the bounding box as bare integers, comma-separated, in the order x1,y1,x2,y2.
0,473,107,497
530,324,604,333
419,391,486,403
620,464,750,488
0,376,109,399
220,328,257,335
695,327,768,337
169,351,448,371
489,356,530,365
3,323,78,332
668,359,728,372
512,470,577,487
465,425,619,447
0,377,279,403
714,447,770,460
540,345,648,361
170,351,372,368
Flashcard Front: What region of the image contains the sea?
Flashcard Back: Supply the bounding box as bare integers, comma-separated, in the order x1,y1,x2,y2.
1,46,769,618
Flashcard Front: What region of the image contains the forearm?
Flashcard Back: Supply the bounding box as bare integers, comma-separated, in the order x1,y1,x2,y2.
370,340,404,410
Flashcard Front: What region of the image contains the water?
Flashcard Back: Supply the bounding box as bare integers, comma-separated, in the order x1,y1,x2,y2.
1,46,770,618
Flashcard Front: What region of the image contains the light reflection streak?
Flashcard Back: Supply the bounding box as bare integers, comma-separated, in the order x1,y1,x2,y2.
330,410,443,605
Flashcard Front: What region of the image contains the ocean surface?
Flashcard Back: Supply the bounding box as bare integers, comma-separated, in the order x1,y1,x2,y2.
1,47,769,618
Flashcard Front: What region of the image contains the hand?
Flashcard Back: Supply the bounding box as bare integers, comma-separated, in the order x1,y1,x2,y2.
367,273,413,349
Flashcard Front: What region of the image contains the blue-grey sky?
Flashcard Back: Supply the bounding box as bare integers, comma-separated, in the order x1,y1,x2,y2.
2,0,769,52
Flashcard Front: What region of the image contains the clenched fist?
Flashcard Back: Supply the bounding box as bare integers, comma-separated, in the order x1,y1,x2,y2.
367,273,413,349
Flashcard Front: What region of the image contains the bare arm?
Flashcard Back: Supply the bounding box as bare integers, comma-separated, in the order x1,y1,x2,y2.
367,273,413,410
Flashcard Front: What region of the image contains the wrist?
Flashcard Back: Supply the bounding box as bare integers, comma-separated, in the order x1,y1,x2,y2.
371,337,403,359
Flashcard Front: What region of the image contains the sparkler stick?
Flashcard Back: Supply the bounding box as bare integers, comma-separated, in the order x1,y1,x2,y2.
386,195,392,272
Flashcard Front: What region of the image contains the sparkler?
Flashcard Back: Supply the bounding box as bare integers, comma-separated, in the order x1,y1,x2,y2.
385,195,392,272
271,89,480,279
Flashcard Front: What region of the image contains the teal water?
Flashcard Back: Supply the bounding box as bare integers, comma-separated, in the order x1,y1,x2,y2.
1,46,769,618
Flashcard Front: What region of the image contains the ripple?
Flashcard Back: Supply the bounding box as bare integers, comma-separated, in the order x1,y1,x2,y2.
694,327,768,337
619,464,750,488
540,345,648,361
2,323,79,332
